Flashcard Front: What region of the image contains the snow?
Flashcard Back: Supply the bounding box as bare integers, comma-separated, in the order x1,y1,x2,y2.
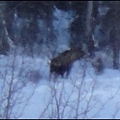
53,7,74,53
1,53,120,119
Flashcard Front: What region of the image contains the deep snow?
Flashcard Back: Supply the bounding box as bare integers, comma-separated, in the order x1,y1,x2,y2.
0,53,120,119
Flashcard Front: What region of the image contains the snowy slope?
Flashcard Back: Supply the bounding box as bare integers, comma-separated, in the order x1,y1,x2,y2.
20,61,120,118
0,54,120,119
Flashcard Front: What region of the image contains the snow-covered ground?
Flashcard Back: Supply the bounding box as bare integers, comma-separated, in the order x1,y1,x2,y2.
0,53,120,119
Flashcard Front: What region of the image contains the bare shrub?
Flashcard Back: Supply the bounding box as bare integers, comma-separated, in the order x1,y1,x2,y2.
26,69,41,84
38,59,120,119
0,47,37,118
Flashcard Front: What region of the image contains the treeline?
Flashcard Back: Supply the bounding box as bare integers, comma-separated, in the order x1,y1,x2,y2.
0,1,120,69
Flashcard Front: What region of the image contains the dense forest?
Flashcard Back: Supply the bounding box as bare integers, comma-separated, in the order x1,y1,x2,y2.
0,1,120,74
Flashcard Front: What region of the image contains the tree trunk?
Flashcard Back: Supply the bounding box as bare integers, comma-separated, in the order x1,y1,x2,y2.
0,2,14,54
112,2,120,69
113,44,119,69
86,1,93,37
85,1,94,56
110,27,119,69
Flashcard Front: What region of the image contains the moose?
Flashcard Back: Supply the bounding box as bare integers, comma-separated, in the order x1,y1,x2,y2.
49,47,85,78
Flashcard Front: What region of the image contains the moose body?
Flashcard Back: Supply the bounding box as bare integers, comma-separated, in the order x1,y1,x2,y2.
50,47,85,78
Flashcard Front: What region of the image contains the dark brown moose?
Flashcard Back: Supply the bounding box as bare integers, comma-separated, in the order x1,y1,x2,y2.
50,47,85,78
